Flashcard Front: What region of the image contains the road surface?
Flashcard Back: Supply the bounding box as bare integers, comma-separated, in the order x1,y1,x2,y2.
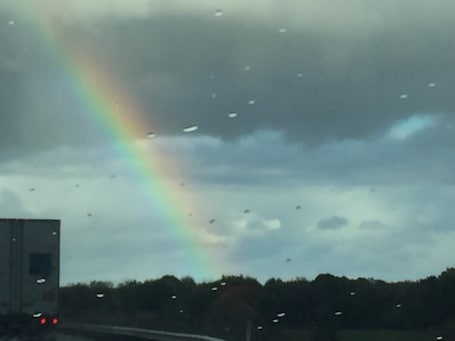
57,334,94,341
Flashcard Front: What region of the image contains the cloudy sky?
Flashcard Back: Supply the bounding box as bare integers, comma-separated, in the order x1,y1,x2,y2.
1,0,455,285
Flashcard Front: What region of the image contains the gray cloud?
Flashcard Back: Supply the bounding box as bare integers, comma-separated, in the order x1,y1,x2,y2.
317,216,348,230
358,220,386,230
1,0,455,161
0,189,29,215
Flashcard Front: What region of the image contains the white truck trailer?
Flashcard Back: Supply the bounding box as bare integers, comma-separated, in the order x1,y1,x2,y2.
0,219,60,341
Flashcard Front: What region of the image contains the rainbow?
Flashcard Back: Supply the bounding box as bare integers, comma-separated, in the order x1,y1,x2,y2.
9,2,220,281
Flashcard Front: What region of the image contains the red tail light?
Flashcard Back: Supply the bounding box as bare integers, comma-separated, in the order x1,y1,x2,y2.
51,317,59,325
39,317,47,325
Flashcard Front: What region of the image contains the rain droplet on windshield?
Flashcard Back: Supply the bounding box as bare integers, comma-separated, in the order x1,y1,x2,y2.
350,291,356,296
334,311,343,316
396,304,402,308
296,206,301,209
277,312,286,318
8,20,15,26
209,219,215,224
211,286,218,291
36,278,46,284
428,82,436,87
96,293,105,299
211,93,217,99
228,112,238,118
248,100,256,105
214,9,223,17
147,132,156,139
296,73,304,78
399,94,408,99
436,336,443,340
179,309,184,313
33,312,43,318
87,213,92,217
257,326,263,330
244,209,250,213
171,295,177,300
272,319,279,323
279,28,287,33
183,125,198,133
244,66,251,71
220,281,227,286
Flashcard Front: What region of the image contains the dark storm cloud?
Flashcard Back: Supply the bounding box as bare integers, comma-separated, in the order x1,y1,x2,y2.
78,3,455,141
2,0,455,159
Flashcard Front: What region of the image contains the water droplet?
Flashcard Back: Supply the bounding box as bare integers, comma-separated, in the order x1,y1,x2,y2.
248,100,256,105
52,231,57,236
75,184,80,188
211,93,217,99
277,312,286,318
244,209,250,213
147,132,156,139
209,219,215,224
36,278,46,284
428,82,436,87
296,73,304,78
29,188,35,192
220,281,227,286
8,20,15,26
183,125,198,133
211,286,218,291
228,112,238,118
87,213,92,217
350,291,356,296
436,336,443,340
272,319,279,323
171,295,177,299
214,9,223,17
399,94,408,99
96,293,105,299
396,304,402,308
244,66,251,71
33,312,42,318
12,238,16,242
286,258,292,262
334,311,343,316
179,309,184,313
296,206,301,209
257,326,263,330
279,28,287,33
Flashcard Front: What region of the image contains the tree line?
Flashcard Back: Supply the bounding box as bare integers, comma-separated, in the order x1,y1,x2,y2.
59,268,455,340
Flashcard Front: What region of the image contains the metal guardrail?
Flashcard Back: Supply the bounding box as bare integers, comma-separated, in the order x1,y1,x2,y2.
58,323,225,341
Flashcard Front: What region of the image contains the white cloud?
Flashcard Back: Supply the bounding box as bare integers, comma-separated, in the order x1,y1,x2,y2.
387,114,436,140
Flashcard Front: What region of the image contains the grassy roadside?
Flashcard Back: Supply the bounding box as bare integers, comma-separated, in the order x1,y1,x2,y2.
277,329,442,341
338,329,442,341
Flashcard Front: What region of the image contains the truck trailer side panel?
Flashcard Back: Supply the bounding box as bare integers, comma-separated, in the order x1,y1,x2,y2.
0,220,12,315
0,219,60,339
